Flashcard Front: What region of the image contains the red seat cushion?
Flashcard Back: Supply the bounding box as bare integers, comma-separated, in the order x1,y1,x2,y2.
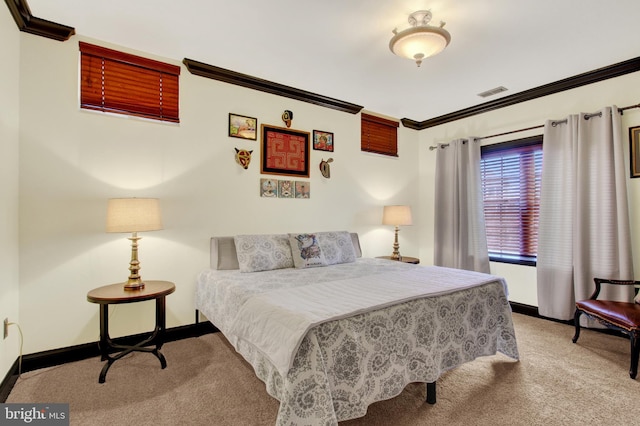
576,300,640,332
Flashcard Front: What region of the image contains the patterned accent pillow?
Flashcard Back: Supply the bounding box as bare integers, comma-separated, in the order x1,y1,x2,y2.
289,233,327,269
233,234,294,273
316,231,357,265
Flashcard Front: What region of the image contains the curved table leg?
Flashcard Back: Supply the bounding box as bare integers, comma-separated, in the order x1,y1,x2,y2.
97,295,169,383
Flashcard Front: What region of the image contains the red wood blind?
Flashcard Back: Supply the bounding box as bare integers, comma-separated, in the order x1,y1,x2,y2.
79,42,180,123
480,137,543,261
361,113,399,156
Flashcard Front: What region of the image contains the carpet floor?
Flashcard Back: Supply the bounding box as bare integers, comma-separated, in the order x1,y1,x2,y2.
6,313,640,425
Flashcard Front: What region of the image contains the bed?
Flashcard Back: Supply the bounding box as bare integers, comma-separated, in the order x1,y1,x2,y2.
195,231,519,425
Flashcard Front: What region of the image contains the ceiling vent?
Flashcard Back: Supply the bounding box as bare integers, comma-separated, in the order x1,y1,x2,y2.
477,86,508,98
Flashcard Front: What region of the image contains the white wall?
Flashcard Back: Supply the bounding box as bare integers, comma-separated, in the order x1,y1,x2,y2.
0,6,21,381
16,34,420,354
418,72,640,306
10,14,640,363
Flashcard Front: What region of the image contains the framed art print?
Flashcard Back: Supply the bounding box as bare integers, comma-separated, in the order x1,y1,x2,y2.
260,178,278,197
630,126,640,178
229,113,257,140
313,130,334,152
295,181,310,198
261,124,310,177
278,180,294,198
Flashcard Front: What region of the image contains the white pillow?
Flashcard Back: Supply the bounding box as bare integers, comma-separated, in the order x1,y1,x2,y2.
316,231,357,265
234,234,294,273
289,233,327,269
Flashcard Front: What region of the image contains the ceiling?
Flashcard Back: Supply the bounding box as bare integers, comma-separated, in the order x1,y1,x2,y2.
25,0,640,121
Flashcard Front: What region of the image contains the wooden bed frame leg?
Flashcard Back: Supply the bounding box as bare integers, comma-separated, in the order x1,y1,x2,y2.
426,381,436,404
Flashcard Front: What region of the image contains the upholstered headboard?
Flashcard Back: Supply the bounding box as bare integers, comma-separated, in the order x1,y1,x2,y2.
210,232,362,270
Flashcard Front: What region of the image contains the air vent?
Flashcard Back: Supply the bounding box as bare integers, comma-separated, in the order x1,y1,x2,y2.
477,86,508,98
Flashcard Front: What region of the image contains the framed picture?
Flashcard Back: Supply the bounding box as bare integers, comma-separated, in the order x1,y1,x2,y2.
313,130,334,152
260,178,278,197
229,113,257,140
295,181,310,198
278,180,294,198
630,126,640,178
261,124,310,177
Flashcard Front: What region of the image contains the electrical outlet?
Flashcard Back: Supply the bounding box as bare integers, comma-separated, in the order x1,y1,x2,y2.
3,318,8,339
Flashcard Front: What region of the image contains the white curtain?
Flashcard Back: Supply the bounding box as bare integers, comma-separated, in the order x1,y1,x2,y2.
434,138,490,273
537,106,634,320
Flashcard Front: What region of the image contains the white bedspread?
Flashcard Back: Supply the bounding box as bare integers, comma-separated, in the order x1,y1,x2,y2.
196,258,520,425
229,266,504,376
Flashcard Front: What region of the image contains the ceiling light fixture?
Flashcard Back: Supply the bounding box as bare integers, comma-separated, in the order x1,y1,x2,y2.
389,10,451,67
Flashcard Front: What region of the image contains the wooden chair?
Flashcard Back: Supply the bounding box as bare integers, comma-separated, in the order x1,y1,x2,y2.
572,278,640,379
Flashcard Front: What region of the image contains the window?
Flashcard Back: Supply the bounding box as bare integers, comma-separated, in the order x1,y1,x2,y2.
361,113,399,156
480,136,543,265
79,42,180,123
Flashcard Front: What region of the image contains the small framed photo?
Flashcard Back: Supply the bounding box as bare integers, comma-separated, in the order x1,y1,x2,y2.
630,126,640,178
278,180,294,198
260,178,278,197
229,113,257,140
295,181,310,198
313,130,334,152
261,124,310,177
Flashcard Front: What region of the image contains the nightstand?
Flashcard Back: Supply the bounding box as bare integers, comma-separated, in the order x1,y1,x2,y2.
87,280,175,383
376,256,420,264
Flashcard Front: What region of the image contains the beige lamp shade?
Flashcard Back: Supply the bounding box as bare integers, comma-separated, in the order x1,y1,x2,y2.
106,198,163,233
382,205,413,226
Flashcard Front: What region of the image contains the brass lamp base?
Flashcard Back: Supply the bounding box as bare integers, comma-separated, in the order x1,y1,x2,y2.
390,225,403,261
124,232,145,291
124,278,145,291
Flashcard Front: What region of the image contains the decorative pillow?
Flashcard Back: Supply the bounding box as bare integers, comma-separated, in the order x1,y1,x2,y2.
233,234,294,273
289,233,327,269
316,231,357,265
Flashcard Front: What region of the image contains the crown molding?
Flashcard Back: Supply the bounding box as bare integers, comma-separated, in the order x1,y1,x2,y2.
182,58,364,115
400,118,422,130
401,56,640,130
5,1,638,127
4,0,75,41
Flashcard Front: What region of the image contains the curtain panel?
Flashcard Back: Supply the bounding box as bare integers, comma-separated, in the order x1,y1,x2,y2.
537,106,634,320
434,138,490,273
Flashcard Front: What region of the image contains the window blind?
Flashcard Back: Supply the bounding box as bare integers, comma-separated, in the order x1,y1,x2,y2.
79,42,180,123
480,137,543,262
361,113,399,156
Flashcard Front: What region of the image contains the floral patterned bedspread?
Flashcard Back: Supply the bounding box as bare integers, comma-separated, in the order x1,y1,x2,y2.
196,258,519,425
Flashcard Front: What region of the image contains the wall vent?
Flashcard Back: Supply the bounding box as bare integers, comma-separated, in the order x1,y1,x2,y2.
477,86,508,98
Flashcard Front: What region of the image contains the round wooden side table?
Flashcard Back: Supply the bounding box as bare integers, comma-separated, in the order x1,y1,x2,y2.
87,280,175,383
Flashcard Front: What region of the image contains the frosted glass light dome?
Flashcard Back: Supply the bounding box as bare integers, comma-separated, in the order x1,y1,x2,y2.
389,10,451,67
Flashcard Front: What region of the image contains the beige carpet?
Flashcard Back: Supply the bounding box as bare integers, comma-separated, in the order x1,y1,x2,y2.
6,313,640,425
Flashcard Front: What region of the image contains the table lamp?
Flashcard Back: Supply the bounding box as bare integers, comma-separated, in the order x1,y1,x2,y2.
382,205,413,260
106,198,163,290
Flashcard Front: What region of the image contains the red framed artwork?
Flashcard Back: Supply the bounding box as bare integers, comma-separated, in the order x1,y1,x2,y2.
260,124,310,177
313,130,334,152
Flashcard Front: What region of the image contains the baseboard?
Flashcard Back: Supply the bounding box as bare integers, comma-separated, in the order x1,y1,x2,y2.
0,320,218,402
509,301,539,318
0,358,20,403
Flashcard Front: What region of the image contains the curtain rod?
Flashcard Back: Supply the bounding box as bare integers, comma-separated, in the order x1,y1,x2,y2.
428,102,640,151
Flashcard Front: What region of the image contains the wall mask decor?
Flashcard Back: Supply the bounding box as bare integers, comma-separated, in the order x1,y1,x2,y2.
235,148,253,169
319,158,333,178
281,110,293,128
